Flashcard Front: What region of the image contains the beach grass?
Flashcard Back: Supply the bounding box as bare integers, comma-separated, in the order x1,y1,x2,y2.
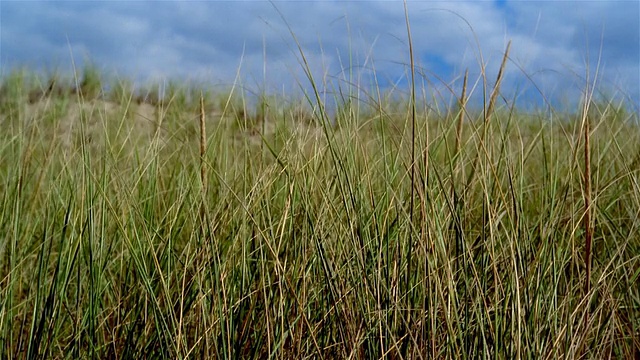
0,32,639,359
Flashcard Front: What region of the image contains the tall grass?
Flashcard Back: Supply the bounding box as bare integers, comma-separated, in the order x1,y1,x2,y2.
0,26,639,359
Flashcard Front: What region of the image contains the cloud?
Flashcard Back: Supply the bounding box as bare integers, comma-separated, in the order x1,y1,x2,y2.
1,1,637,109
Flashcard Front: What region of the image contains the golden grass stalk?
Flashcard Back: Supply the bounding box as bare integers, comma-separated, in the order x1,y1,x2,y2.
580,48,600,345
583,98,592,312
455,69,469,162
200,92,207,193
199,92,208,229
485,40,511,124
584,120,592,290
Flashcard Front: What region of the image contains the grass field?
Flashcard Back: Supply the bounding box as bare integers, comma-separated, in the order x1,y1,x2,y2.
1,39,639,358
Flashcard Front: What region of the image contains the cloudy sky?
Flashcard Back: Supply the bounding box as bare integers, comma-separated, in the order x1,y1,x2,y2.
1,1,638,110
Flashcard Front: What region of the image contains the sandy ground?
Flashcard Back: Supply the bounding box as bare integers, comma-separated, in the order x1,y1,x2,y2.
4,96,328,161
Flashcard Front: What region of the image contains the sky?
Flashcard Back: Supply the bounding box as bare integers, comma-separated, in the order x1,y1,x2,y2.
1,1,639,111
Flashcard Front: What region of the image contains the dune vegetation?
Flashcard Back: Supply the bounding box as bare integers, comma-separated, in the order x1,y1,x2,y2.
1,27,639,359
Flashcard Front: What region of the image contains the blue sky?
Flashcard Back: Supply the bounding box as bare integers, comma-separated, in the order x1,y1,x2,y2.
1,1,639,110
